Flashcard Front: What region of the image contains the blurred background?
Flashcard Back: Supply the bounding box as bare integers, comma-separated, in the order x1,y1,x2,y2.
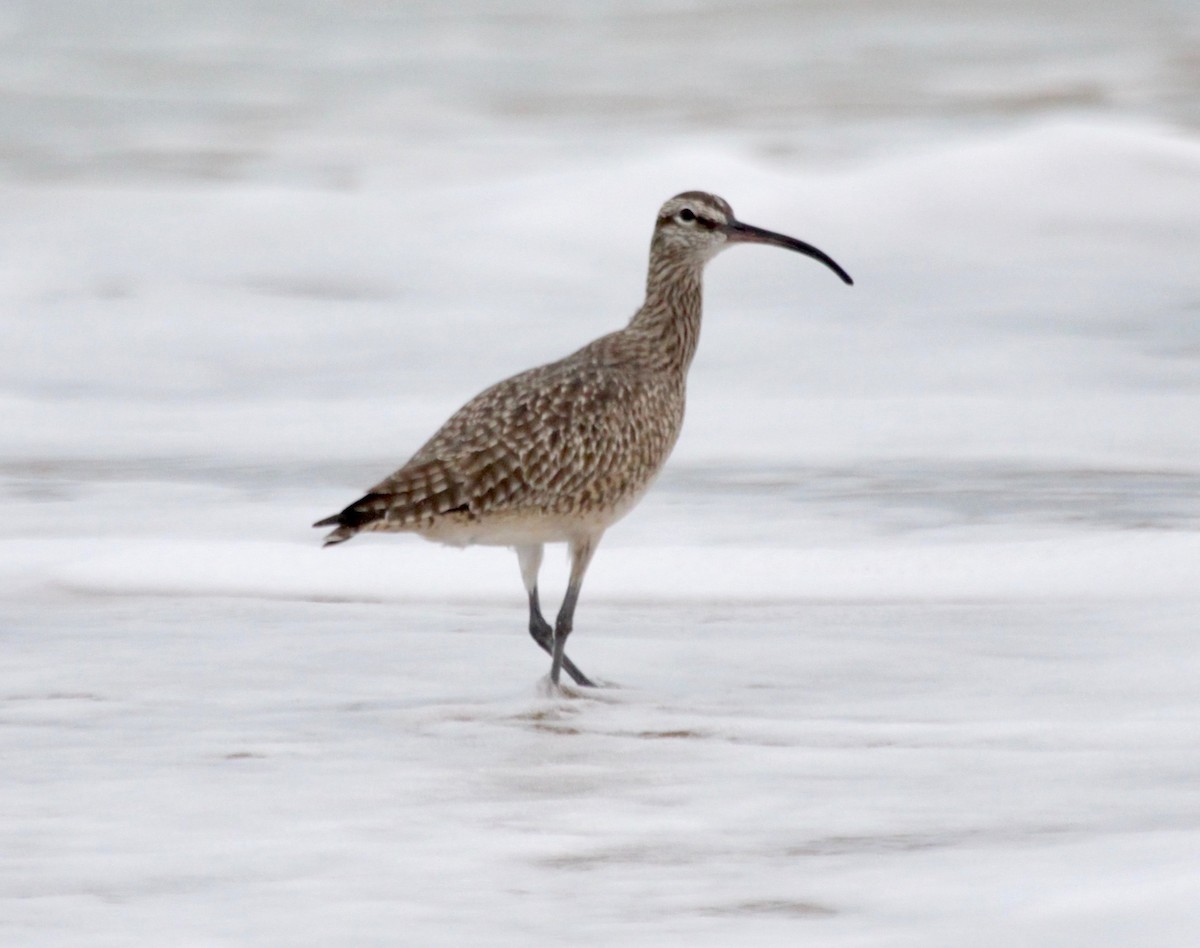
1,0,1197,565
3,0,1198,543
2,0,1198,185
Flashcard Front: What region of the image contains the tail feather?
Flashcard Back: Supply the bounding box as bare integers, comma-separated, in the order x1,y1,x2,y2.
318,525,358,547
314,459,475,547
312,492,392,546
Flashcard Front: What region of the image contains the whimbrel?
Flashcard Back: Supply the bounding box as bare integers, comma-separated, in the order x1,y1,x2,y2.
315,192,852,687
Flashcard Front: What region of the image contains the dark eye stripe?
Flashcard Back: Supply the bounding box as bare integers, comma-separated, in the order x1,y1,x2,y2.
657,209,721,229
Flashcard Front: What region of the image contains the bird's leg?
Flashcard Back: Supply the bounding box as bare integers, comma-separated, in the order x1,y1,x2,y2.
517,544,594,687
550,536,599,686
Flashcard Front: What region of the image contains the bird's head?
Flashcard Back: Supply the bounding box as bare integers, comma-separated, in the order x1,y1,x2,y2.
652,191,853,285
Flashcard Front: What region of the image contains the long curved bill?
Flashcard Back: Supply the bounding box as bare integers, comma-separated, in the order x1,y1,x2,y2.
724,219,854,285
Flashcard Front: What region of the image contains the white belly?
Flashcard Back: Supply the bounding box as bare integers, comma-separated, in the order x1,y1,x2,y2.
414,490,650,548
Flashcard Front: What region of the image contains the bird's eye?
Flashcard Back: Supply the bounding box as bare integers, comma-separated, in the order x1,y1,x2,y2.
677,208,696,223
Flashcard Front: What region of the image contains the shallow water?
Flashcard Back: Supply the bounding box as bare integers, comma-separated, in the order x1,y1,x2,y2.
4,594,1199,946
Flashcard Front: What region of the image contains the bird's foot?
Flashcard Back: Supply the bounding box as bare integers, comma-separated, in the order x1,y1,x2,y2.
536,675,610,699
564,662,596,688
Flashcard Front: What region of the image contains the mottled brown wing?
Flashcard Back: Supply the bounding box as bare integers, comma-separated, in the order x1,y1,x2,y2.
411,356,679,519
316,349,681,542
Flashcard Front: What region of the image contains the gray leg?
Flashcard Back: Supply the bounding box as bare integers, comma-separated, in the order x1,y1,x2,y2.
551,536,599,686
516,544,595,687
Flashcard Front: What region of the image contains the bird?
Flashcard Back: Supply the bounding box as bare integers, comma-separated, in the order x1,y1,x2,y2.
314,191,852,688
